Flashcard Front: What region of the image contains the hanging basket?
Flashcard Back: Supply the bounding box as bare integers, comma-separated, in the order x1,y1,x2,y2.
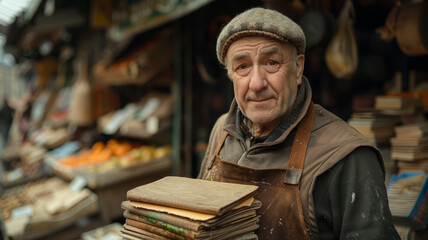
325,0,358,80
395,2,428,56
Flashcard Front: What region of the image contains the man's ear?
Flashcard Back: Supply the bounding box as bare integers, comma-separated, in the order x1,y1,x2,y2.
296,54,305,85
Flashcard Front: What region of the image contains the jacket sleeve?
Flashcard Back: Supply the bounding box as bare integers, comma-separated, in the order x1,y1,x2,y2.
313,146,401,240
196,114,228,179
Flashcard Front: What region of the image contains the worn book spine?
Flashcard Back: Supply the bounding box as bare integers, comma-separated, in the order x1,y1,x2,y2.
121,227,170,240
126,217,196,239
122,201,203,231
126,176,258,215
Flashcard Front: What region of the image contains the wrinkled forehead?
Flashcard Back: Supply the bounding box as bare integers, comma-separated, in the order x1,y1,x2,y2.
225,36,296,65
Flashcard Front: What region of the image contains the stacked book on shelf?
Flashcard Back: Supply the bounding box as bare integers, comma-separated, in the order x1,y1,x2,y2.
120,176,261,240
347,111,401,146
391,122,428,173
375,95,424,116
387,172,428,230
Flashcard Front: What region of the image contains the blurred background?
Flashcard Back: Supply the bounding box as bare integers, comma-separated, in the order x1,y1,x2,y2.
0,0,427,239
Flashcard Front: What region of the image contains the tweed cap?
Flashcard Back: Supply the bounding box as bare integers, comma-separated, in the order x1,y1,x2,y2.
216,7,306,65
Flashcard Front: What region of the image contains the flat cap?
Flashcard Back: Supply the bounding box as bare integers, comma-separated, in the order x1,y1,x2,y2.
216,7,306,65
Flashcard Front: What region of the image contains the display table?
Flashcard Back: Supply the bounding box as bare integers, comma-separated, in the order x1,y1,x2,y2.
53,156,172,223
1,177,99,240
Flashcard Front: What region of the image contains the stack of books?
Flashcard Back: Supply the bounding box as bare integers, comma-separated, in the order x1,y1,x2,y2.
387,172,428,230
347,111,400,146
391,122,428,173
120,176,261,240
375,96,424,116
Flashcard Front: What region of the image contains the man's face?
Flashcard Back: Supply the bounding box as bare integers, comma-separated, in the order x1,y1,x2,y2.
226,36,305,128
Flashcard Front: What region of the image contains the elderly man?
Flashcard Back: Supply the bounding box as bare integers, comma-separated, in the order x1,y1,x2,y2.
197,7,400,240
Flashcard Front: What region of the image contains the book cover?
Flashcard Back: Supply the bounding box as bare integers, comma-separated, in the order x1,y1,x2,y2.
125,216,259,240
123,208,258,235
125,218,190,239
409,176,428,230
388,172,428,230
122,199,260,232
120,226,169,240
123,223,185,240
122,201,202,231
126,176,258,215
125,212,194,238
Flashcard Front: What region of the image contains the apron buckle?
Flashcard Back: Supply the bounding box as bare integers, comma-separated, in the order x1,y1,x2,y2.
284,168,302,185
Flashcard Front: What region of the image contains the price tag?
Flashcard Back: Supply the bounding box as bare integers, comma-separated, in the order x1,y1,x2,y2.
104,104,137,135
69,175,87,192
136,98,159,120
146,116,159,134
11,205,33,219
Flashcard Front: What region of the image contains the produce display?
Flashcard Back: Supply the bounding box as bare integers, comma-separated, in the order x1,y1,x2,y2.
0,177,99,239
56,139,171,174
0,185,33,220
1,143,49,186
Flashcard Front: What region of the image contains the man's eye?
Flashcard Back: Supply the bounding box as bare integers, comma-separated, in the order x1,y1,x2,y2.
267,60,279,66
234,64,251,75
237,64,248,70
265,60,280,72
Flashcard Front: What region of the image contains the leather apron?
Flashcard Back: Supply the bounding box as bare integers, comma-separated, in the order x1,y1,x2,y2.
202,102,314,240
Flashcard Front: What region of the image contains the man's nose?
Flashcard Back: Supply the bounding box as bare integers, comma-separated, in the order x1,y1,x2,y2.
249,66,267,91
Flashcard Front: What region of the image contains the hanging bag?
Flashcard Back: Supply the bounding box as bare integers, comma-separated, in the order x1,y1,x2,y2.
69,53,94,126
325,0,358,80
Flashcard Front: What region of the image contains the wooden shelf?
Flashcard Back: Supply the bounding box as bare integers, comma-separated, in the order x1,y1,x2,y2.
109,0,214,41
53,156,171,189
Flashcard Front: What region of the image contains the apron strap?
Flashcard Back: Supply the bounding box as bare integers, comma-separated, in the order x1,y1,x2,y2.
284,101,315,185
207,131,228,170
214,131,228,156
